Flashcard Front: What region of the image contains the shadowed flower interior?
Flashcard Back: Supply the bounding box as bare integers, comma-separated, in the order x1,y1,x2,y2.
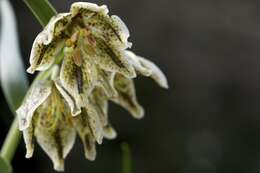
16,2,168,171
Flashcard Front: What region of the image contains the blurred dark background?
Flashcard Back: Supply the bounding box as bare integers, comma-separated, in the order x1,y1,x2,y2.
1,0,260,173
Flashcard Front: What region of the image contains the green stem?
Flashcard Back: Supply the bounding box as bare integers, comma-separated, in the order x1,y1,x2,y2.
23,0,57,26
0,118,20,162
121,143,133,173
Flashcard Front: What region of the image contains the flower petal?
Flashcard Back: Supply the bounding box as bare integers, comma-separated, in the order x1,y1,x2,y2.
138,56,168,89
34,111,76,171
98,70,117,97
111,74,144,119
72,113,97,161
71,2,109,16
125,51,168,89
103,125,117,140
110,15,131,48
70,2,131,49
22,123,35,158
71,2,131,48
125,51,152,76
60,49,99,110
89,87,109,126
54,79,81,116
83,37,136,78
80,10,131,49
16,80,52,130
27,13,70,74
27,41,65,74
85,106,104,144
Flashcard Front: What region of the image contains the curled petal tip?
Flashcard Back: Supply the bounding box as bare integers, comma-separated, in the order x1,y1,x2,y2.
84,152,96,161
71,109,82,117
26,67,35,74
103,126,117,139
161,81,169,89
133,107,145,119
53,159,65,172
25,148,34,158
96,136,103,145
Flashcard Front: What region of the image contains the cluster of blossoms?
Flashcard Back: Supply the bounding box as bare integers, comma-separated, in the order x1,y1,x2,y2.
16,2,168,171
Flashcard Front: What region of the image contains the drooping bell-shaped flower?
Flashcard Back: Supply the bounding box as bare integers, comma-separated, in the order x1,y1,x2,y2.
17,1,168,171
16,67,76,171
16,66,117,171
27,2,136,115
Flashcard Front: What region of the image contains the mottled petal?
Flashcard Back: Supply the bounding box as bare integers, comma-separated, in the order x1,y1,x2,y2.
54,79,81,116
85,106,104,144
72,114,97,161
110,15,131,48
71,2,131,48
90,87,109,126
84,37,135,78
138,56,168,89
98,70,117,97
16,80,52,130
27,13,70,74
60,49,98,109
39,13,71,45
35,111,76,171
71,2,109,16
111,74,144,119
27,41,65,74
79,10,131,49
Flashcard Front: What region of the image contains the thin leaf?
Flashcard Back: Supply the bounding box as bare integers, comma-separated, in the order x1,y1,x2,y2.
23,0,57,27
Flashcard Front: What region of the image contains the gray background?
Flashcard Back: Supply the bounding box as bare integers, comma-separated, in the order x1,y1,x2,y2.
1,0,260,173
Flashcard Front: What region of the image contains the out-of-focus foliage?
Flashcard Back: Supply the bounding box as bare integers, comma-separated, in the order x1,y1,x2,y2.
0,0,29,173
0,0,28,112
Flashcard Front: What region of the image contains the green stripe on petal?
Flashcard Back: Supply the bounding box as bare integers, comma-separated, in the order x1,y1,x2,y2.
86,37,136,78
35,114,76,171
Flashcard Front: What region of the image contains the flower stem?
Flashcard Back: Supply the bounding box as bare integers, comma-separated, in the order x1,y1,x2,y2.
0,118,20,162
23,0,57,26
121,143,133,173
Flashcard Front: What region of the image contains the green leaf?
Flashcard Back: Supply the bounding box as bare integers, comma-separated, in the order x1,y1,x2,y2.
0,157,12,173
0,0,29,112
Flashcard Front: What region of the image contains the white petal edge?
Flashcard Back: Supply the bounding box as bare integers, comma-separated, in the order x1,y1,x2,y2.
103,125,117,140
16,81,52,130
54,80,81,116
124,50,152,76
138,56,169,88
111,15,132,48
71,2,109,16
27,13,70,74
